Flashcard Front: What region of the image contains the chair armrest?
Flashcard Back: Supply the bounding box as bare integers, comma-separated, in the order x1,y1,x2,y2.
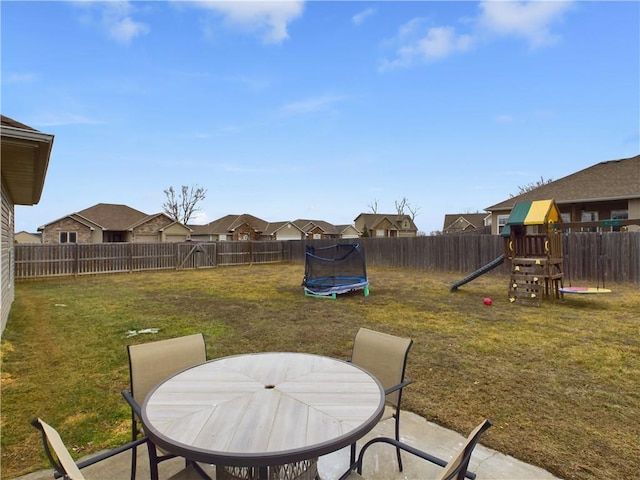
354,437,476,480
384,379,413,396
122,389,143,418
75,437,148,470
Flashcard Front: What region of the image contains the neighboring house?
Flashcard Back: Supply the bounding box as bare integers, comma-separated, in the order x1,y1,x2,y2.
190,215,363,241
486,154,640,234
15,231,42,243
264,221,306,241
39,203,191,243
1,115,54,335
190,214,269,242
293,219,355,239
335,224,361,239
442,213,491,234
354,213,418,238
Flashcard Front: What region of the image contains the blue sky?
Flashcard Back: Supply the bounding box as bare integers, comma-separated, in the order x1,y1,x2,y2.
3,1,639,235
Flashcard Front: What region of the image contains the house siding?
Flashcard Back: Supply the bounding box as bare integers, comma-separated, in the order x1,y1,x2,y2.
1,178,15,335
42,218,93,244
232,223,261,241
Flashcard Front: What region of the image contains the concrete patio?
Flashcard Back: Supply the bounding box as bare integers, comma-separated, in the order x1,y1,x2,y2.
15,412,561,480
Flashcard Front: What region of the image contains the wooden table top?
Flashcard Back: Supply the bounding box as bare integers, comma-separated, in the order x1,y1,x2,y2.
141,352,385,467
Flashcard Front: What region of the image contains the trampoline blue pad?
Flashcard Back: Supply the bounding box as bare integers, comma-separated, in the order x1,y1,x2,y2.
304,276,369,295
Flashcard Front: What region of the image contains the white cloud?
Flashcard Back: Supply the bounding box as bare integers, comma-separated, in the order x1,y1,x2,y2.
477,0,573,48
101,2,150,44
380,1,573,70
187,1,304,44
353,8,375,26
281,95,347,115
380,23,474,71
72,1,149,44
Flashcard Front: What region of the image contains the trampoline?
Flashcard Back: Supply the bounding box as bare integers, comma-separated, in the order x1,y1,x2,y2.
302,243,369,299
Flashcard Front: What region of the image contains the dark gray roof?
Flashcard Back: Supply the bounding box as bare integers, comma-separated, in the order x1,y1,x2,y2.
487,154,640,211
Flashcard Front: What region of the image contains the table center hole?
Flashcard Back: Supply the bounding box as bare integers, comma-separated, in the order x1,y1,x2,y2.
264,384,276,389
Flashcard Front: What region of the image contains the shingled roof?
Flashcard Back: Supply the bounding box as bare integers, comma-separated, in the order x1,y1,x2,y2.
74,203,148,230
190,214,269,235
487,154,640,211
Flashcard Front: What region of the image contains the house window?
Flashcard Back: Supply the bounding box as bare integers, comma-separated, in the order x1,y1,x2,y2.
561,213,571,223
59,232,77,243
611,210,628,220
581,211,598,232
497,215,509,234
403,220,409,229
375,229,385,237
313,233,321,239
611,210,628,232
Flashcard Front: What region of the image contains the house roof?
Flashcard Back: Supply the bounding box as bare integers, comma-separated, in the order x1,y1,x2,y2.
1,114,54,205
75,203,149,230
291,219,339,235
487,154,640,211
355,213,418,231
265,221,306,236
191,214,270,235
443,213,486,231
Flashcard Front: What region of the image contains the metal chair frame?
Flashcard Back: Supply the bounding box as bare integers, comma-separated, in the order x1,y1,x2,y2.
31,417,148,480
341,419,493,480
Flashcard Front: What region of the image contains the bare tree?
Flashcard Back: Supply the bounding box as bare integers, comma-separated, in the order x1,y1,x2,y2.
367,199,379,214
510,176,553,197
162,185,207,224
395,197,420,221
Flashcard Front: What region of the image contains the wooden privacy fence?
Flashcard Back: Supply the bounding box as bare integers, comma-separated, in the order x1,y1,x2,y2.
14,232,640,284
14,241,285,278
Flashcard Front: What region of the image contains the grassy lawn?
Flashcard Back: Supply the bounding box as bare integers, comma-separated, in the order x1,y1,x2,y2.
1,264,639,480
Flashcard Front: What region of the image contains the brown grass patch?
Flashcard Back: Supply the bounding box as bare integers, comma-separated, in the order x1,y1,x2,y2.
1,265,639,479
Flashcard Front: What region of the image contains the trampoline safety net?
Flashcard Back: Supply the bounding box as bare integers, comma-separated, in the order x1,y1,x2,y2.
302,243,369,298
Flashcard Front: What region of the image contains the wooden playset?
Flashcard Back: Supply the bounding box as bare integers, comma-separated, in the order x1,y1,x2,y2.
501,199,564,306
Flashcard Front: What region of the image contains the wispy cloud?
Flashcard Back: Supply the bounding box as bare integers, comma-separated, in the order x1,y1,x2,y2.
353,8,375,26
102,2,149,44
380,1,573,70
186,1,304,44
494,114,515,124
379,19,474,71
73,1,149,44
280,95,347,115
4,72,37,84
478,1,573,48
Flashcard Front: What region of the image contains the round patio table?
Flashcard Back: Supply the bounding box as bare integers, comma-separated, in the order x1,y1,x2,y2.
141,352,385,480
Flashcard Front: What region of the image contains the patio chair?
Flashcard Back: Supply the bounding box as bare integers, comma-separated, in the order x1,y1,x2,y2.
349,327,413,471
124,333,208,480
31,417,209,480
340,418,493,480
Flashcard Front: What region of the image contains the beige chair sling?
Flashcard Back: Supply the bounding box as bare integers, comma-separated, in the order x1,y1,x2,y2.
123,333,207,480
350,327,413,471
342,418,493,480
31,418,208,480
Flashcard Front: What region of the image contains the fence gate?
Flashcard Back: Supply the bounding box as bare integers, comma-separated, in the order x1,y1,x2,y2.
177,243,217,269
